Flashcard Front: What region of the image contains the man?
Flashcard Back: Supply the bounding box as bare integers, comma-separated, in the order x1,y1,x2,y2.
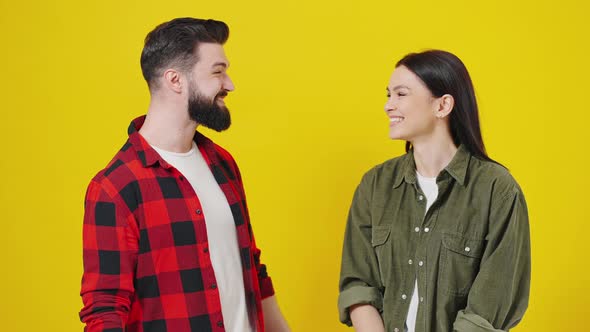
79,18,290,332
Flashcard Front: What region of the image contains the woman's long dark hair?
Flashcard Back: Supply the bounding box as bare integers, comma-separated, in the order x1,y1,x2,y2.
396,50,496,163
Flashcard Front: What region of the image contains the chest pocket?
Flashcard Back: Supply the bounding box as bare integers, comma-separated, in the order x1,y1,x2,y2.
371,226,391,283
371,226,391,247
439,232,486,296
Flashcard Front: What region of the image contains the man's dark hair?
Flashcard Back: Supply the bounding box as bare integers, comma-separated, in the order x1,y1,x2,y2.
140,18,229,90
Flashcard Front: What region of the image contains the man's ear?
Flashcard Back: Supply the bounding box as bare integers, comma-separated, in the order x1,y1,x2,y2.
162,69,183,94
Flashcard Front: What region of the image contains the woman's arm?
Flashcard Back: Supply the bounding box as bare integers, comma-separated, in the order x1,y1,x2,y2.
338,173,385,328
350,304,386,332
453,185,531,331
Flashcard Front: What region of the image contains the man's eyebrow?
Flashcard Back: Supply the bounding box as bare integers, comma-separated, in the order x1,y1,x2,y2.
211,62,229,68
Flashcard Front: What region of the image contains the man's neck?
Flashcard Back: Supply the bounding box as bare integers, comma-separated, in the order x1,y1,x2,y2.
139,100,198,153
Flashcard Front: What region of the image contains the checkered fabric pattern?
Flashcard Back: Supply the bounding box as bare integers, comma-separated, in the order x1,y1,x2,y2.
80,116,274,332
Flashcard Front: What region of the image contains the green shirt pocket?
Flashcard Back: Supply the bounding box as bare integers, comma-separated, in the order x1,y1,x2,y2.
371,226,391,286
439,232,485,296
371,226,391,247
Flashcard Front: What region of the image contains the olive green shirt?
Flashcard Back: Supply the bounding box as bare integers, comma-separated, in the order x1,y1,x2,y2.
338,145,530,332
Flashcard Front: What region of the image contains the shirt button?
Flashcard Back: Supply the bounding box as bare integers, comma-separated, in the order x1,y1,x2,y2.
203,247,209,254
401,294,407,300
424,227,430,233
179,176,185,181
394,329,400,332
418,261,424,266
217,321,224,327
414,227,420,232
464,247,471,252
211,283,217,289
196,209,202,215
408,259,413,265
420,297,424,302
418,195,424,201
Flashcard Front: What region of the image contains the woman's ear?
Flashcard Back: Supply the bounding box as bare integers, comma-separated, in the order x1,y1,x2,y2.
435,94,454,118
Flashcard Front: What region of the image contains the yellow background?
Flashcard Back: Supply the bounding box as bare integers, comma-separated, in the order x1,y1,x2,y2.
0,0,588,330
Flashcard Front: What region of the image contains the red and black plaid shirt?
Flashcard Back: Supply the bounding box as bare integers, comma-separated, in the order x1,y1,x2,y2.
80,116,274,332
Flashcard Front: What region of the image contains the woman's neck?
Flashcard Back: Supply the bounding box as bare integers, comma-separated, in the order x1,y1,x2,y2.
412,138,458,178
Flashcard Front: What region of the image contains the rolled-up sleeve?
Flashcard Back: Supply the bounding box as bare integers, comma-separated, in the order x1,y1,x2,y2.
252,242,275,299
453,185,531,332
338,173,383,326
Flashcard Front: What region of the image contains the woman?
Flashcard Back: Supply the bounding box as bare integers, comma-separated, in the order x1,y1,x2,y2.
338,50,530,332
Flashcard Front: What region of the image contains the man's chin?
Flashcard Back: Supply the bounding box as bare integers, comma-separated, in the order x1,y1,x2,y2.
207,121,231,132
187,101,231,132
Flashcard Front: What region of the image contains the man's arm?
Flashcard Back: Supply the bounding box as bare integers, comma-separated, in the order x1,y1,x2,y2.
262,295,290,332
224,154,290,330
79,180,139,332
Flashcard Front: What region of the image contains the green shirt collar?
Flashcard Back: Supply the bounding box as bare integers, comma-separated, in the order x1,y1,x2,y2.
393,144,471,188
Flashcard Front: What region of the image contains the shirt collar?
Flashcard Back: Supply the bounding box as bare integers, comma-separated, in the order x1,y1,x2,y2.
127,115,215,169
393,144,471,188
444,144,470,186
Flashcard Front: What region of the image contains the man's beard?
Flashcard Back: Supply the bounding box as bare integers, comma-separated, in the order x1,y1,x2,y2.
188,89,231,132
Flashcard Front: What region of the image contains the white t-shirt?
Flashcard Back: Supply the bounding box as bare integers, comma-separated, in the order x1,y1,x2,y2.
151,142,253,332
405,172,439,332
